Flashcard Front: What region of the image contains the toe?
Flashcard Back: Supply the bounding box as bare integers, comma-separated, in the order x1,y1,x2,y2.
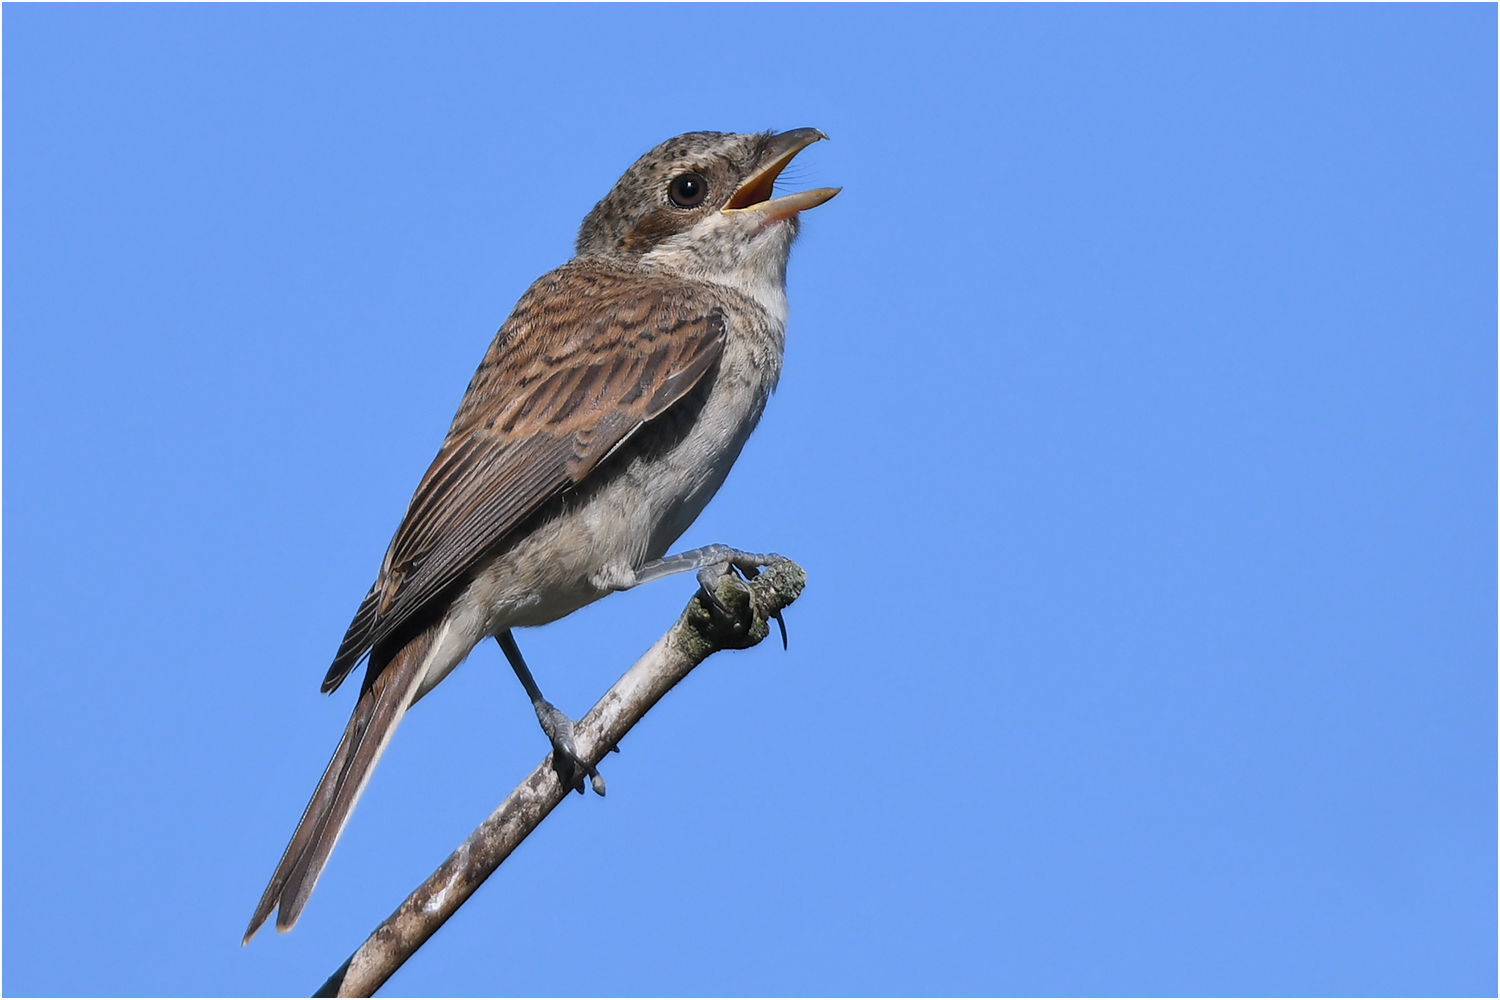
696,563,734,614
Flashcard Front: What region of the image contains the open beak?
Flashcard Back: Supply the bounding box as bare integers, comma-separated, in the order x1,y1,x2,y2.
722,127,840,223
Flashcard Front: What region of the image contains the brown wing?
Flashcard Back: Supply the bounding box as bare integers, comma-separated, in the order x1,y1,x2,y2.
320,264,725,693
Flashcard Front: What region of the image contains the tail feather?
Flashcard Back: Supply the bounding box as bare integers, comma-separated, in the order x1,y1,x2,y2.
244,627,436,944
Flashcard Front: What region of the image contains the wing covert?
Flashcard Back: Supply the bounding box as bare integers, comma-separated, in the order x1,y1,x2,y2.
321,266,725,692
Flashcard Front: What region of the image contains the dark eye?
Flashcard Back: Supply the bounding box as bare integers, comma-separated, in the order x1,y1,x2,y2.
668,172,708,208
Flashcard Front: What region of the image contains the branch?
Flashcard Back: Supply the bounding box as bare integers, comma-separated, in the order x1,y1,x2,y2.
313,558,807,998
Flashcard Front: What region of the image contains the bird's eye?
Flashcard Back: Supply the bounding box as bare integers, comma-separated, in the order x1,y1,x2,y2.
668,172,708,208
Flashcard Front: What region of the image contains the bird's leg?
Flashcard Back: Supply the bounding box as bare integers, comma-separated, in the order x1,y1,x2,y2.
630,545,788,648
495,630,605,797
630,544,779,587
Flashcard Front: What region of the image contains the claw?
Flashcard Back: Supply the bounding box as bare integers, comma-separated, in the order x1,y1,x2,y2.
695,563,734,615
772,608,788,649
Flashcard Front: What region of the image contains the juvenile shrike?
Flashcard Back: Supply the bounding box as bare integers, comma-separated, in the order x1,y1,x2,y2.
245,128,837,942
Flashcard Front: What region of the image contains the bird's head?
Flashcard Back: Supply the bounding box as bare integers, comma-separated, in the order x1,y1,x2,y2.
576,129,839,283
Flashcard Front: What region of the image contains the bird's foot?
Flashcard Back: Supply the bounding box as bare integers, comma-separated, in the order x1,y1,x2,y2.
694,555,789,650
533,700,606,796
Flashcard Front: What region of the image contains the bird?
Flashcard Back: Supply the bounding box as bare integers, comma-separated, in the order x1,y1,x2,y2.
244,128,838,943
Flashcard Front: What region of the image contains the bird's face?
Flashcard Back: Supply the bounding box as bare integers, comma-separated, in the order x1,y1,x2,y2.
576,129,839,283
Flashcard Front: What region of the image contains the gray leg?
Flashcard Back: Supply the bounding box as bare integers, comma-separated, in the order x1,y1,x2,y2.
632,545,789,649
630,544,782,587
496,630,605,796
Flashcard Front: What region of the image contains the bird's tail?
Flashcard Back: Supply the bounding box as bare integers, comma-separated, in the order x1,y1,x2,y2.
243,626,437,944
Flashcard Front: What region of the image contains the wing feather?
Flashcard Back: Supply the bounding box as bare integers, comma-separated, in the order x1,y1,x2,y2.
321,265,724,692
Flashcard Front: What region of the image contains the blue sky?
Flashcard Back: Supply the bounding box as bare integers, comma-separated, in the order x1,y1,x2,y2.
4,4,1494,996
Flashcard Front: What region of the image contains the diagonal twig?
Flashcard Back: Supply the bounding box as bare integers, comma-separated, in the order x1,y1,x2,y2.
313,558,807,998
